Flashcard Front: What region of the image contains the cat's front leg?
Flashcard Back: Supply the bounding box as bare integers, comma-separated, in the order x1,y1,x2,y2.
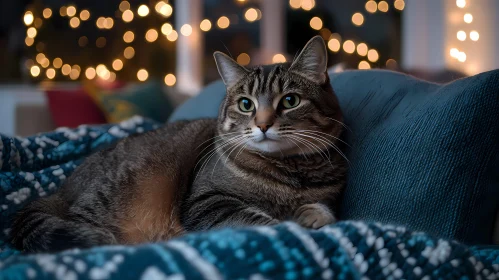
294,203,336,229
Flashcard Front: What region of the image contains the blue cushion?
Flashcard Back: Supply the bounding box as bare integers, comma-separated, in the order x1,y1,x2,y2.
170,69,499,244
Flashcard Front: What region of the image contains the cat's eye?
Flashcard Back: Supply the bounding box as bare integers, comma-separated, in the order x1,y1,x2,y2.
280,94,301,109
238,98,255,112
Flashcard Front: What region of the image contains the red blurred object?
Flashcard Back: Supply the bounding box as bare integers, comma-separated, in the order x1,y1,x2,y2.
45,88,107,128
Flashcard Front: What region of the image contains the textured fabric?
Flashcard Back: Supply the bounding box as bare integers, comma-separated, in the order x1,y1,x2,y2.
85,80,175,123
170,69,499,244
1,222,499,279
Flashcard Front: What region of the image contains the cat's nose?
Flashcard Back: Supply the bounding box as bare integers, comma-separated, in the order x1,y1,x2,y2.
257,123,274,133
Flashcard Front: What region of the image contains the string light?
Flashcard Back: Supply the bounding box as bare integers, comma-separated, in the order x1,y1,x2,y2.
137,69,149,81
378,1,389,12
217,16,230,29
78,36,88,47
96,64,108,78
104,18,114,29
123,31,135,43
41,58,50,68
301,0,315,11
61,64,71,76
36,53,45,64
352,13,364,26
27,27,37,38
464,13,473,23
70,17,80,28
272,54,286,63
237,53,251,65
343,40,355,54
180,24,193,36
167,30,178,41
386,59,398,69
60,6,67,17
96,37,107,48
30,66,41,77
367,49,379,62
365,1,377,13
457,52,467,62
85,67,96,79
450,48,459,58
358,61,371,70
456,0,466,8
124,47,135,59
96,17,105,29
113,59,124,71
119,1,130,12
155,1,167,13
200,19,212,32
470,31,479,41
25,37,34,47
328,38,341,52
25,59,35,69
66,6,77,17
46,68,56,79
34,18,43,28
164,74,176,86
24,12,34,26
158,4,173,17
43,8,52,19
457,30,466,41
80,10,90,21
356,43,368,56
122,10,134,22
309,17,322,30
145,29,159,42
53,58,63,68
394,0,405,11
138,5,150,17
69,68,80,80
161,23,173,35
289,0,301,9
245,8,258,22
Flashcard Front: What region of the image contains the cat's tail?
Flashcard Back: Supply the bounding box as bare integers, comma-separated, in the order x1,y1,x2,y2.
10,195,116,253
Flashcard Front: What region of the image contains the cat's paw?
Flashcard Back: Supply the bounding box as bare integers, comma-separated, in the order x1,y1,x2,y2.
294,203,336,229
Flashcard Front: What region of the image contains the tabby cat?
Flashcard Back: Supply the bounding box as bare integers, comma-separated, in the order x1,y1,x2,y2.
11,36,347,252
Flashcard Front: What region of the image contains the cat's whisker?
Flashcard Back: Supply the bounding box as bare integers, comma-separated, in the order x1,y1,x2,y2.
286,135,328,162
292,132,331,159
194,135,243,171
211,138,248,178
224,138,251,164
195,131,243,153
234,141,250,162
284,138,309,160
294,131,350,165
297,129,351,147
326,117,351,132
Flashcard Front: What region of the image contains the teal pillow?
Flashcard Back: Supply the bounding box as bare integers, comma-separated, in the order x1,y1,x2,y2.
170,69,499,244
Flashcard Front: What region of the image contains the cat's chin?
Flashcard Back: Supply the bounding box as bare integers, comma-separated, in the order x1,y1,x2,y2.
245,139,299,156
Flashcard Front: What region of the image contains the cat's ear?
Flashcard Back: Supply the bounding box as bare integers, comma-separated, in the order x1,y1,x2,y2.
214,51,250,89
289,36,328,84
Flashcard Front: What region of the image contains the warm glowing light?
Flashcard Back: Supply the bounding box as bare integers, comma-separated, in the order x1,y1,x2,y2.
124,47,135,59
24,12,34,26
27,27,37,38
69,69,80,80
96,64,107,76
43,8,52,19
463,13,473,23
60,6,67,17
470,31,479,41
365,1,377,13
41,58,50,68
457,30,466,41
343,40,355,54
33,18,42,28
289,0,301,9
180,24,192,36
356,43,368,56
137,69,149,81
378,1,389,12
217,16,230,29
301,0,315,11
237,53,251,66
66,6,77,17
46,68,56,79
96,37,107,48
358,61,371,70
272,54,286,63
30,66,41,77
328,39,341,52
352,13,364,26
161,23,173,35
61,64,71,75
80,10,90,21
108,72,116,82
394,0,405,11
458,52,467,62
113,59,123,71
367,49,379,62
78,36,88,47
25,37,34,47
245,8,258,22
164,74,176,86
456,0,466,8
122,10,134,22
104,18,114,29
25,59,34,69
309,17,323,30
159,4,173,17
85,67,96,79
155,1,167,13
123,31,134,43
145,29,159,42
200,19,212,32
119,1,130,12
386,59,398,69
450,48,460,58
36,53,45,64
53,58,63,68
138,5,150,17
96,17,105,29
167,30,178,41
70,17,80,28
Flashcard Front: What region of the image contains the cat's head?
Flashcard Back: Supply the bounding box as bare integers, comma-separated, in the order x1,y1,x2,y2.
214,36,343,157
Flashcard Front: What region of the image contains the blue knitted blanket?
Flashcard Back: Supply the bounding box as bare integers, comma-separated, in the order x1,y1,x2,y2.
1,117,498,279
